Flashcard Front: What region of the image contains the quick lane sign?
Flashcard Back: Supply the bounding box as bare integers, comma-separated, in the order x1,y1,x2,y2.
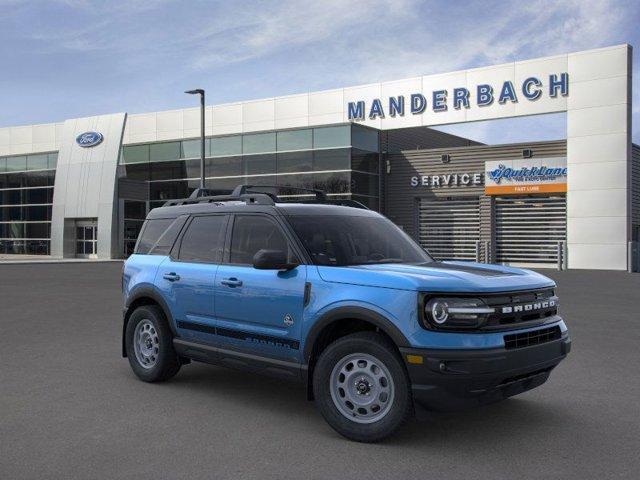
485,157,567,195
348,73,569,120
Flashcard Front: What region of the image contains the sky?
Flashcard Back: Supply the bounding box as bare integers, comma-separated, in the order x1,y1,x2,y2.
0,0,638,144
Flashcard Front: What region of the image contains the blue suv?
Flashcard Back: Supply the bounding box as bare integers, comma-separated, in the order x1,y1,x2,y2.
122,185,570,442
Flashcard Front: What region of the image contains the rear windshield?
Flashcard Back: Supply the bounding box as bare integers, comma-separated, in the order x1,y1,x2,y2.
287,215,432,266
135,217,185,255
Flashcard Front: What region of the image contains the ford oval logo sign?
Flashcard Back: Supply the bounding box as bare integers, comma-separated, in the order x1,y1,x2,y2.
76,131,103,148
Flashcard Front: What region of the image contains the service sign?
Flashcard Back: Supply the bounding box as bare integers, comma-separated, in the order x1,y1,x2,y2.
484,157,567,195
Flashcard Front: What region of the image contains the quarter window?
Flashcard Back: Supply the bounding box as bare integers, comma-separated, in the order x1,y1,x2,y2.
135,218,174,254
229,215,291,265
178,215,227,263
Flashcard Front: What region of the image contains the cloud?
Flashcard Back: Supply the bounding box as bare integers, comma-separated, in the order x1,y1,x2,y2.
188,0,416,70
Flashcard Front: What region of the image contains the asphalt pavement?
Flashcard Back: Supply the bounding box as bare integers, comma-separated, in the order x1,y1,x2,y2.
1,263,639,479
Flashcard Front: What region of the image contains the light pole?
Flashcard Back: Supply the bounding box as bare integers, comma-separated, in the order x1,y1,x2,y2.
185,89,205,191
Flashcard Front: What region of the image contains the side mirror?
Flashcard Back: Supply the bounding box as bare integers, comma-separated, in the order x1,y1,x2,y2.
253,249,298,270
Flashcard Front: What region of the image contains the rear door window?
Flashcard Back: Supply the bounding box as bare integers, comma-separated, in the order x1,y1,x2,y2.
178,215,228,263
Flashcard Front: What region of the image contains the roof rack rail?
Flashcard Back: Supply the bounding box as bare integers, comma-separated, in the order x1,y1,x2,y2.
163,188,275,207
162,184,369,210
327,199,369,210
231,184,328,202
188,188,221,199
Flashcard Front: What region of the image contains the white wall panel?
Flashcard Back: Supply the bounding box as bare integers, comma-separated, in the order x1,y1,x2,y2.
0,128,10,146
567,132,628,164
32,124,56,144
568,216,626,244
567,76,628,110
567,188,627,218
568,243,628,270
379,77,423,129
156,110,183,133
567,161,627,191
514,56,568,116
309,89,343,116
127,133,157,144
55,123,64,147
568,46,629,82
420,72,468,126
10,126,33,145
308,112,344,127
275,94,308,120
465,63,516,122
212,104,241,135
127,113,156,136
343,83,382,128
275,116,309,130
243,99,274,123
567,104,628,138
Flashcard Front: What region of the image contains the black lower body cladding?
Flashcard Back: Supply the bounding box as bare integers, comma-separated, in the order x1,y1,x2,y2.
400,333,571,411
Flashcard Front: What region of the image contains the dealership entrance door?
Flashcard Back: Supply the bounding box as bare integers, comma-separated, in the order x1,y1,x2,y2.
418,196,480,260
494,195,567,267
75,220,98,258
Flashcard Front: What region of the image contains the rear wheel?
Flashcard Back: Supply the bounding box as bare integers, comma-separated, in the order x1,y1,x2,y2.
313,331,412,442
125,305,181,382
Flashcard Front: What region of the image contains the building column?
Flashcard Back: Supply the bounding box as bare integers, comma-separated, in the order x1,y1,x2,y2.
566,44,632,270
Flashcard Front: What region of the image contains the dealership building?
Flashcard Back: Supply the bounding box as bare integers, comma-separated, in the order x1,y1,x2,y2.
0,44,637,271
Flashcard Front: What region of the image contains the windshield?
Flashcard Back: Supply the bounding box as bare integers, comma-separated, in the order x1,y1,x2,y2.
287,214,433,266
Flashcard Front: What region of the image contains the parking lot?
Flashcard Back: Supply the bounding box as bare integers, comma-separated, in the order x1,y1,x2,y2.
1,262,639,479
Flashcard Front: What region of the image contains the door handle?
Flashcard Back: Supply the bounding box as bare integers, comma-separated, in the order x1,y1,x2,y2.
221,277,243,287
163,272,181,282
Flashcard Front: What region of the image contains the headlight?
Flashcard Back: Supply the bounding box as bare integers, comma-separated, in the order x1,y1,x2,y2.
424,297,494,329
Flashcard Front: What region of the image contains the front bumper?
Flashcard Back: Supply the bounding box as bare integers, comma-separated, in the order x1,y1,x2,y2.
400,333,571,411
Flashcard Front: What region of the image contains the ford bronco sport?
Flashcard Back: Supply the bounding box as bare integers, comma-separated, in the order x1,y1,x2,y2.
122,185,570,442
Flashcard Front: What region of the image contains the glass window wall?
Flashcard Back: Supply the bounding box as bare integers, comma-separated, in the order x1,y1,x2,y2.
277,129,312,151
313,126,350,149
0,152,57,255
243,133,276,154
122,125,381,241
211,136,242,157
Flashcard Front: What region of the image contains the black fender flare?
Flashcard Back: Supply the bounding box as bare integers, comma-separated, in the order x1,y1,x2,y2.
303,306,411,363
122,287,177,357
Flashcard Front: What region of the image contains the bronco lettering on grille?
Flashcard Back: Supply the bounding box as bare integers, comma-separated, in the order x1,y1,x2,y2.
501,299,556,314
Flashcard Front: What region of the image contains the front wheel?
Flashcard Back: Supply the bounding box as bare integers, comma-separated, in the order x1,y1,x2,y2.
125,305,181,382
313,331,413,442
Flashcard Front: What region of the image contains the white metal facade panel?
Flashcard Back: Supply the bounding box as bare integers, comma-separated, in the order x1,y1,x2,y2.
418,197,480,261
495,195,567,265
0,122,64,156
566,45,631,270
50,113,126,259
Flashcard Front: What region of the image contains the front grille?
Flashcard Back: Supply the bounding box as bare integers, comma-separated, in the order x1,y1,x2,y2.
504,326,561,350
483,288,558,328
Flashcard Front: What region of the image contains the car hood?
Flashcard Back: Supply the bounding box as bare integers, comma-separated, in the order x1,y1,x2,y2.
316,261,555,292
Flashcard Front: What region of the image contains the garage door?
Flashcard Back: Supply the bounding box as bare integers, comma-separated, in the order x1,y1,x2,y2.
495,195,567,265
418,197,480,261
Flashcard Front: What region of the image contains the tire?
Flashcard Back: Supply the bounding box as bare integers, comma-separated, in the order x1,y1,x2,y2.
313,331,413,442
125,305,181,382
